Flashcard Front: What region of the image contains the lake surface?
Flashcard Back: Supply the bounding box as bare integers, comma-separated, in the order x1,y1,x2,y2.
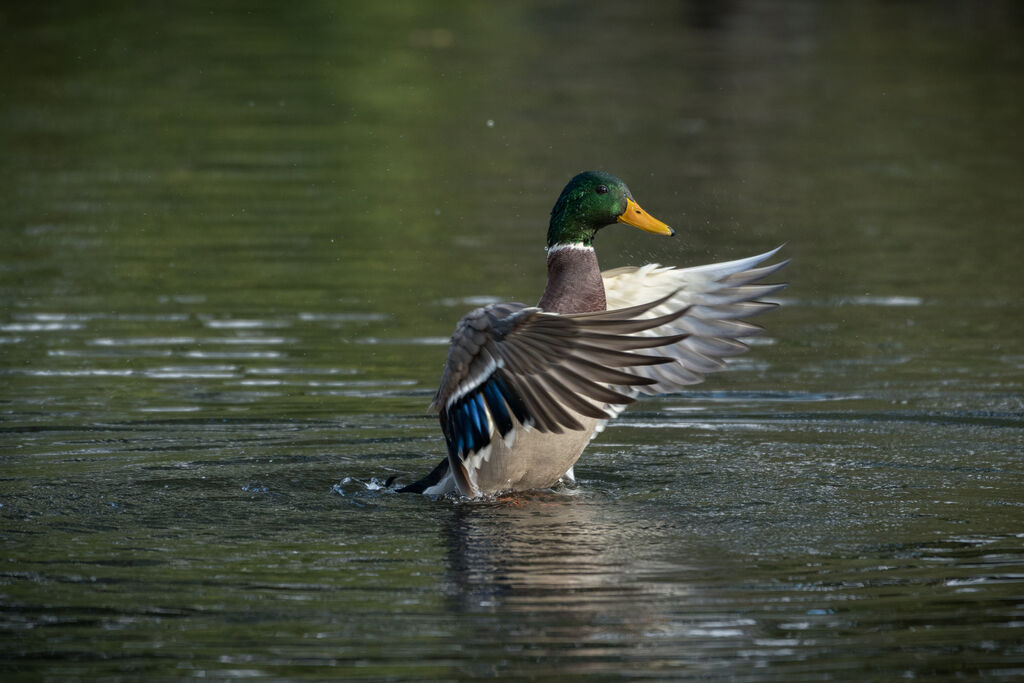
2,1,1023,679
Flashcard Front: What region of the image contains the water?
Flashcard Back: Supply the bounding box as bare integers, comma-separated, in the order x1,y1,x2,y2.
3,1,1023,679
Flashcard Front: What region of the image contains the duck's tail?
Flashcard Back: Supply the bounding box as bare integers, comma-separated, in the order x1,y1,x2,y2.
395,457,451,494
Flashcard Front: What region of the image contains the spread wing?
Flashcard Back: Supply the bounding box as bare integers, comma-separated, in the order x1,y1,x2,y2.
601,246,788,398
431,296,690,465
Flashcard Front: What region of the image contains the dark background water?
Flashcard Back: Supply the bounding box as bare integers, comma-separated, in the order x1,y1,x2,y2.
2,1,1023,679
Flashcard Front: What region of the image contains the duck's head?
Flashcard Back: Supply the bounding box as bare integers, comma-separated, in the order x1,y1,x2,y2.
547,171,674,249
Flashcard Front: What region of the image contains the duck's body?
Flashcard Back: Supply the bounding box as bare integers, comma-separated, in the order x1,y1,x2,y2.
399,171,787,498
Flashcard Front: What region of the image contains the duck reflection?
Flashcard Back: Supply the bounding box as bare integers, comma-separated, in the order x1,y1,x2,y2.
432,491,776,677
440,491,696,637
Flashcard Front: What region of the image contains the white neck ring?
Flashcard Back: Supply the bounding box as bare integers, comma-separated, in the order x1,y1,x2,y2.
545,242,594,256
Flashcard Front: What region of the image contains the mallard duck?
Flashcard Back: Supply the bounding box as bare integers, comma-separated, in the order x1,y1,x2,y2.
398,171,787,498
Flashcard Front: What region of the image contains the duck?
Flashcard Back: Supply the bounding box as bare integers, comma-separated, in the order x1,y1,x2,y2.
398,170,787,498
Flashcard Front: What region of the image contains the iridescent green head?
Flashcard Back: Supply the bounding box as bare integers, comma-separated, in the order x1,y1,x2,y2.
546,171,673,249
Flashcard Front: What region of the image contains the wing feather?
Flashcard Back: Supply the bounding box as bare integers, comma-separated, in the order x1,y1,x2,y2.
431,246,787,481
600,246,787,399
431,300,690,467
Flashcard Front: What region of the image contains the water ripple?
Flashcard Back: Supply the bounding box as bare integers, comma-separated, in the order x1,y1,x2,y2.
1,322,84,332
201,319,291,329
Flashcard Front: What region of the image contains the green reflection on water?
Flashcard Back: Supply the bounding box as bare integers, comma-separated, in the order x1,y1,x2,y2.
2,1,1023,680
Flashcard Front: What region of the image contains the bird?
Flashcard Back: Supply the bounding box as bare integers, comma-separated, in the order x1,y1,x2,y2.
397,170,787,498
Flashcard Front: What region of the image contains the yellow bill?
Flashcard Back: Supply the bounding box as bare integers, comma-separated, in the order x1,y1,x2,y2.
617,197,674,236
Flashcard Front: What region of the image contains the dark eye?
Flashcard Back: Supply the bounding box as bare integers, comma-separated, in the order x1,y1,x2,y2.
595,185,609,195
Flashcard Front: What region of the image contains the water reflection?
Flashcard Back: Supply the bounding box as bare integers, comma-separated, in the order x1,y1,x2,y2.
440,494,711,665
444,494,686,606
